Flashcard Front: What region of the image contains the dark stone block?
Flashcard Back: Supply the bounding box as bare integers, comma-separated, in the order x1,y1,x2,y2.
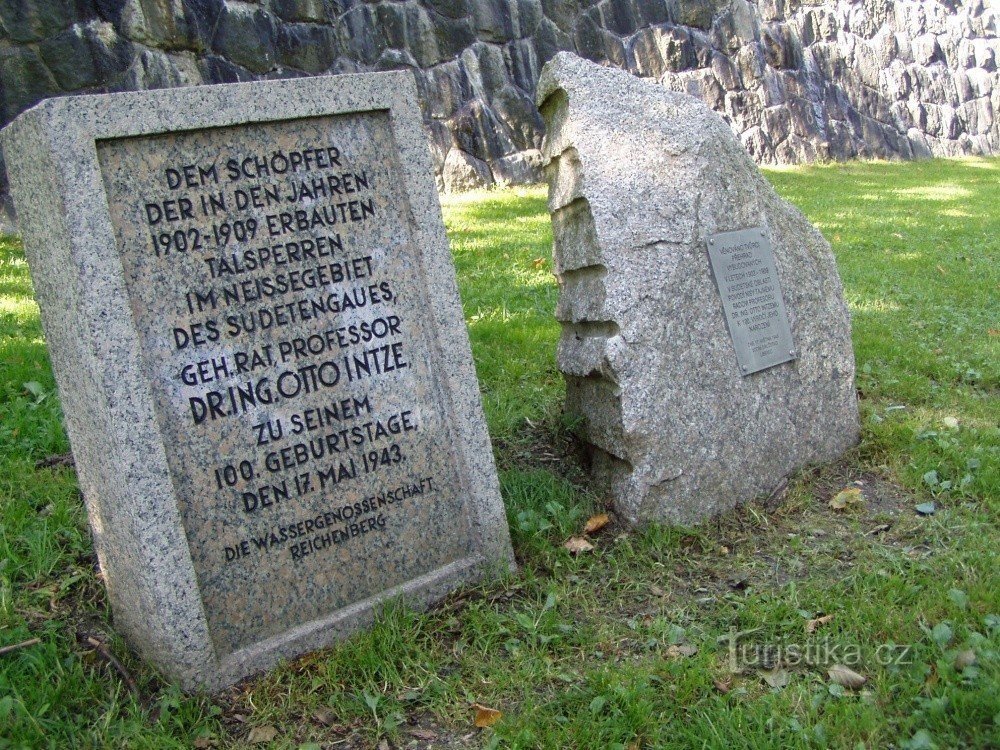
450,97,516,160
504,38,538,92
431,14,476,59
94,0,125,26
38,20,132,91
468,41,509,93
627,27,664,78
690,28,712,67
799,9,819,46
491,84,543,149
120,46,201,89
639,25,697,74
763,104,791,142
376,3,408,50
635,0,670,26
786,95,819,138
711,50,739,89
573,14,605,63
472,0,516,43
338,4,387,66
272,0,327,24
420,60,472,119
711,1,759,55
825,119,859,159
599,0,641,37
200,53,255,83
374,47,419,70
740,125,775,162
0,0,96,44
401,4,446,68
183,0,225,50
120,0,203,52
425,0,471,21
541,0,600,35
517,0,543,36
761,22,801,70
858,114,892,156
531,17,572,66
213,4,277,74
277,22,339,73
0,45,60,121
676,0,717,30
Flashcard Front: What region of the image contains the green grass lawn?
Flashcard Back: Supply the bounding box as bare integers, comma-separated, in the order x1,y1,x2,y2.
1,157,998,749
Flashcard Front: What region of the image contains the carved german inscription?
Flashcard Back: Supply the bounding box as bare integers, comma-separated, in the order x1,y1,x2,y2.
97,113,473,656
706,228,796,376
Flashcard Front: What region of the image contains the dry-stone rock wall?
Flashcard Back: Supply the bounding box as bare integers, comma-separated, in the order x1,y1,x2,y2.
1,0,998,199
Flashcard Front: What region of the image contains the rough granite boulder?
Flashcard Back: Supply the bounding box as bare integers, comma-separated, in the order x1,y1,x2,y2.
537,52,860,525
442,147,494,191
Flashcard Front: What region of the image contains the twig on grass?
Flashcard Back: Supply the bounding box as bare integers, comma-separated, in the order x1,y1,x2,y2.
84,635,139,694
0,637,41,657
35,452,75,469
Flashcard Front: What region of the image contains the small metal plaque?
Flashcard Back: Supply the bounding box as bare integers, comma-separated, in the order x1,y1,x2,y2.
706,227,796,376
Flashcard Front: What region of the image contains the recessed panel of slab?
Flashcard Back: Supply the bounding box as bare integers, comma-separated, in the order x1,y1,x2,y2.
97,113,473,656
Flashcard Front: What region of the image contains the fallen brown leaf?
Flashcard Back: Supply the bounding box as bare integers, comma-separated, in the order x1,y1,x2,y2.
532,257,545,269
473,703,502,728
760,667,790,689
564,536,594,554
583,513,611,534
713,678,732,694
829,487,864,510
246,725,279,744
313,708,335,726
806,614,834,633
665,644,698,658
828,664,866,689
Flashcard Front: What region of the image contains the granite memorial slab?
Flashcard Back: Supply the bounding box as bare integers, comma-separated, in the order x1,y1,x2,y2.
2,72,513,691
537,52,860,525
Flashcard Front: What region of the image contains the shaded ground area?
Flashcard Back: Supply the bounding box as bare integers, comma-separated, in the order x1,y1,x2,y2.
1,158,998,748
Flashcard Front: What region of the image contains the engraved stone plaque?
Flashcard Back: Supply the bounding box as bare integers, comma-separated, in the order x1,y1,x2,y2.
1,73,513,690
97,113,478,657
706,228,796,375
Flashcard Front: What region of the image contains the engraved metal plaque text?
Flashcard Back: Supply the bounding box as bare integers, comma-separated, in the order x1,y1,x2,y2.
706,227,796,375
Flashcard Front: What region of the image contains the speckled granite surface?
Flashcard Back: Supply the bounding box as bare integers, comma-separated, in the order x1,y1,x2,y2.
538,52,860,525
1,72,513,691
